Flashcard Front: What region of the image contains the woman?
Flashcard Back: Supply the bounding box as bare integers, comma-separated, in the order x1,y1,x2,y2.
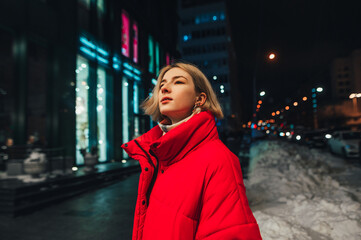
122,62,262,240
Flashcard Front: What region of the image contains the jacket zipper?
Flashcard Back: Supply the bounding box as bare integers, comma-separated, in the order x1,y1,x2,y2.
134,140,159,205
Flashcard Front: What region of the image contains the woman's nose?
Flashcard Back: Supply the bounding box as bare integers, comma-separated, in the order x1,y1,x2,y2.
161,83,171,93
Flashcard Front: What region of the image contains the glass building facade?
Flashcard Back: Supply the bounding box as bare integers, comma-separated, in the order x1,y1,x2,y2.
0,0,178,166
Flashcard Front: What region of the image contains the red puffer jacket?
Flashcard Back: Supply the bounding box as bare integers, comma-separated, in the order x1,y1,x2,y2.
121,110,262,240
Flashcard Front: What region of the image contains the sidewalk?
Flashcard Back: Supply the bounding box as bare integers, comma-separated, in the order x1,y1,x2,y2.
0,172,140,240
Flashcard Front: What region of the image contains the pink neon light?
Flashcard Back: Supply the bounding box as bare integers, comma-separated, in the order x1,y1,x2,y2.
121,10,130,57
166,52,170,65
133,22,138,63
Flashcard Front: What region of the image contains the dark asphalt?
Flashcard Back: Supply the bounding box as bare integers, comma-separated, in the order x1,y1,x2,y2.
0,173,140,240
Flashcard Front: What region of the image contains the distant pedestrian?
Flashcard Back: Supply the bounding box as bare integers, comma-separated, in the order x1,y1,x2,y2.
122,62,261,240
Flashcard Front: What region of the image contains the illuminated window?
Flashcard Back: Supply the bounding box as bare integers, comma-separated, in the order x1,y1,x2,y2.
76,55,90,165
97,66,107,162
122,77,130,158
134,83,140,137
121,10,130,57
133,22,138,63
148,35,154,73
97,0,104,14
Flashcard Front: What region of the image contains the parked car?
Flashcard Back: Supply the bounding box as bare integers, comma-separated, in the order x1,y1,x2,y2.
292,129,329,148
327,131,361,158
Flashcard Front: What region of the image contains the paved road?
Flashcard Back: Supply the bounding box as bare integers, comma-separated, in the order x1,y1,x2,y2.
0,173,140,240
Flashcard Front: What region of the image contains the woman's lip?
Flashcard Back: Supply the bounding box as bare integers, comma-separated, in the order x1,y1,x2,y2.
161,97,173,102
161,99,172,103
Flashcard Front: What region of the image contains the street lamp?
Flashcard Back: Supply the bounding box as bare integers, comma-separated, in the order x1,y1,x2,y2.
260,91,266,97
349,93,361,113
268,53,276,60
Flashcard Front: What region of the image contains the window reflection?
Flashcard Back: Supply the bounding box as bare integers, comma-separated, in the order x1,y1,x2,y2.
122,77,129,158
75,55,89,165
97,66,107,162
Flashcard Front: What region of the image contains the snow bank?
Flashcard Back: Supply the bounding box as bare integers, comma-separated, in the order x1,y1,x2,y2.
246,140,361,240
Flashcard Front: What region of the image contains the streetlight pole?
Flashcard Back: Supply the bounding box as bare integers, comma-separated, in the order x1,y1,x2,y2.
312,87,323,129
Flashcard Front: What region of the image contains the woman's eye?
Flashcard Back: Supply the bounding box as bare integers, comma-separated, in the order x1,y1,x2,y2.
175,81,183,84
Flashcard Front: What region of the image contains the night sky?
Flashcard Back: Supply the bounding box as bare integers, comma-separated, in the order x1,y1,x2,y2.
226,0,361,116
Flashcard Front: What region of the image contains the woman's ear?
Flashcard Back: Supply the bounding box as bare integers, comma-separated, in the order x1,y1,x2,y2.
196,92,207,106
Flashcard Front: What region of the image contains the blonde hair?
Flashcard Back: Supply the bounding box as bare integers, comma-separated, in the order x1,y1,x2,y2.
141,62,224,122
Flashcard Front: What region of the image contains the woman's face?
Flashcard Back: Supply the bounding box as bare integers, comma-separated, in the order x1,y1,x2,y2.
158,67,197,124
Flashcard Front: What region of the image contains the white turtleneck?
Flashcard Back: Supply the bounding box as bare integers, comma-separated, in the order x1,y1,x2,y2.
158,107,202,135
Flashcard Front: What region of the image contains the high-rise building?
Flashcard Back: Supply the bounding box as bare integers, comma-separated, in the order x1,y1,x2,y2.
331,49,361,100
177,0,238,129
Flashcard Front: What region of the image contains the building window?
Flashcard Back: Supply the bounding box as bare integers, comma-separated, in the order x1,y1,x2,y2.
75,55,90,165
122,77,130,158
97,66,107,162
97,0,104,14
121,10,130,57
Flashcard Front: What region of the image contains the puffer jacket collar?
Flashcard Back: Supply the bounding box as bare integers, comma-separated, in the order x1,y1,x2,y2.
124,110,219,167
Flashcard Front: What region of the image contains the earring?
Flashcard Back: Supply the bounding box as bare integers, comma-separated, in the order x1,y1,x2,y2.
193,102,200,111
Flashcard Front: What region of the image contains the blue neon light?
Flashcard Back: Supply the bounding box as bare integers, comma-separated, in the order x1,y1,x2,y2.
312,93,316,98
97,47,109,56
113,63,120,70
134,75,141,81
80,37,96,49
123,69,133,78
313,104,317,108
97,56,109,65
80,46,96,58
133,68,141,75
123,62,133,71
213,16,217,21
113,56,120,62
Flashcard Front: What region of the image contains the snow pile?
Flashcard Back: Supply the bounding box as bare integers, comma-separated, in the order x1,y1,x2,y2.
246,140,361,240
